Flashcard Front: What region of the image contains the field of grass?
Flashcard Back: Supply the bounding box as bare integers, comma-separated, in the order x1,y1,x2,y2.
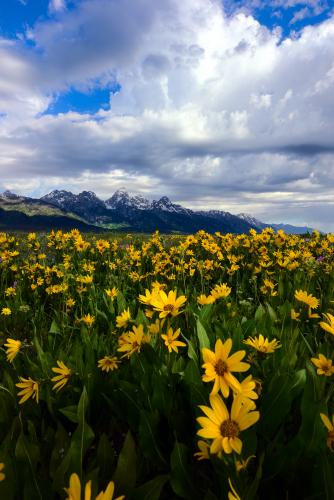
0,228,334,499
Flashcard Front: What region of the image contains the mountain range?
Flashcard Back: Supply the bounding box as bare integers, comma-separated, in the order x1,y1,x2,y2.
0,189,313,234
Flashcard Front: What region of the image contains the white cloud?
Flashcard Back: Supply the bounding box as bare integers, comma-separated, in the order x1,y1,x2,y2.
48,0,67,14
0,0,334,230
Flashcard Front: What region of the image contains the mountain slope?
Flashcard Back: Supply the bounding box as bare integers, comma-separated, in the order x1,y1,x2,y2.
0,189,314,234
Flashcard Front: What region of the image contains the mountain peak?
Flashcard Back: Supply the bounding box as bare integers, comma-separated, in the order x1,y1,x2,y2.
105,189,150,210
1,190,20,200
152,196,191,214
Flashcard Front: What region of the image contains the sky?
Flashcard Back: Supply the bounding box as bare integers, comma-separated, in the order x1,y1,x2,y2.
0,0,334,231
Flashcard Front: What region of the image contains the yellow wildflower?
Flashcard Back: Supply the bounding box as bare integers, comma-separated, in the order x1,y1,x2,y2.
210,283,231,300
80,314,95,327
51,361,71,392
311,354,334,376
319,313,334,336
0,463,5,482
291,309,300,321
66,298,76,308
243,334,281,354
1,307,11,316
295,290,319,309
4,338,22,363
65,473,125,500
150,289,187,318
116,308,131,329
202,339,249,397
197,394,260,455
105,287,118,300
98,356,120,372
117,324,150,358
197,294,215,305
161,327,186,353
16,377,39,404
320,413,334,452
194,440,210,461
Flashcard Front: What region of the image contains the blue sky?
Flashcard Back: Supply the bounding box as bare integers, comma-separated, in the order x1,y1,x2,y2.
1,0,333,116
0,0,334,230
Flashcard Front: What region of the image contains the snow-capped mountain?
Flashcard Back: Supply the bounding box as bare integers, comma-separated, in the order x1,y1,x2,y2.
105,189,151,210
151,196,192,215
41,190,105,222
0,187,314,234
238,213,265,228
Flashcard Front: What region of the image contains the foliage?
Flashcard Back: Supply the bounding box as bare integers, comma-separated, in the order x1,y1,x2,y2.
0,228,334,499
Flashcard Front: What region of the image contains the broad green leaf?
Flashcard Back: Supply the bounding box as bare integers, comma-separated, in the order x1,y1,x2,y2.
113,431,137,494
133,474,169,500
196,319,210,350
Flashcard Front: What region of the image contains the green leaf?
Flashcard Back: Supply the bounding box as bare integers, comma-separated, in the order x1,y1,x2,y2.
97,434,116,484
255,304,265,321
49,320,60,334
185,335,198,364
113,431,137,494
170,441,195,499
196,319,210,351
133,474,169,500
138,409,166,466
259,369,306,438
59,405,79,423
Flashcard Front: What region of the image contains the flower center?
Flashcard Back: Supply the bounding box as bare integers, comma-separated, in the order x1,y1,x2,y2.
215,359,228,376
163,304,175,312
220,419,240,438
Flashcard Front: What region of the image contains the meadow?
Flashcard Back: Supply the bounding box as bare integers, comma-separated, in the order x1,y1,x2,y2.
0,228,334,499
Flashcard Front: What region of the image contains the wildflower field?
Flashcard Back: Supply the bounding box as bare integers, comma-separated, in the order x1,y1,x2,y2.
0,228,334,500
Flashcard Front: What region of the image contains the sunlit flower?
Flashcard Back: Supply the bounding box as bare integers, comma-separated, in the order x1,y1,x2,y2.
148,318,165,335
150,289,187,318
202,339,249,397
194,440,210,461
66,298,76,308
51,361,72,392
197,294,215,305
65,473,125,500
319,313,334,336
243,334,281,354
295,290,319,309
311,354,334,376
1,307,11,316
98,356,120,372
233,375,258,407
138,289,157,306
116,308,131,329
105,287,118,300
161,327,186,353
211,283,231,300
197,394,260,455
4,338,22,363
5,286,16,297
80,314,95,327
320,413,334,452
16,377,39,404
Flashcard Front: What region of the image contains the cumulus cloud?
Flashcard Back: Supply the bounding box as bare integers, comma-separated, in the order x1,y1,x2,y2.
0,0,334,230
